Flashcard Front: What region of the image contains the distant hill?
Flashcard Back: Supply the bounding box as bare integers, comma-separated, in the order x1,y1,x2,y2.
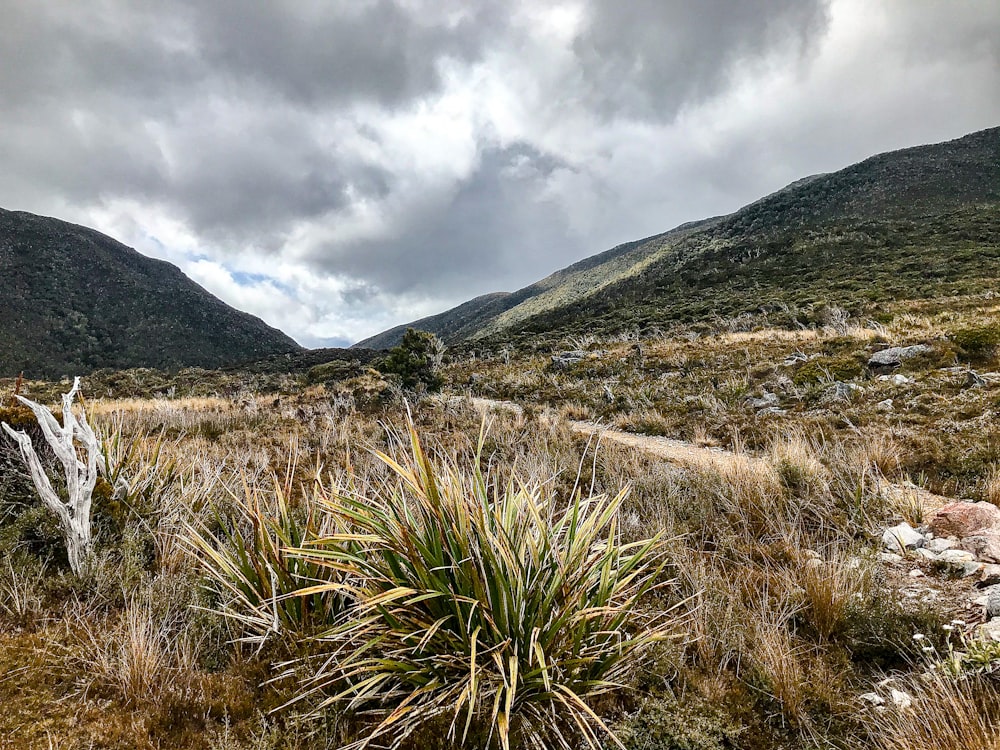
358,126,1000,348
0,208,301,377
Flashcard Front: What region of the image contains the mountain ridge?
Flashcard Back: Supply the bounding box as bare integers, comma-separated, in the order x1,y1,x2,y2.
357,125,1000,349
0,208,302,377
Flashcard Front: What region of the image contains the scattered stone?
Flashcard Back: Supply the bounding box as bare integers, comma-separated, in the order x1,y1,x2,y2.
964,370,986,389
961,534,1000,564
958,561,985,578
986,585,1000,618
938,549,976,563
550,351,587,369
881,522,924,553
926,537,959,553
876,398,894,411
890,689,913,710
976,620,1000,642
909,569,925,578
868,345,932,369
929,501,1000,538
828,381,859,401
915,548,939,561
879,552,904,564
860,692,885,707
979,564,1000,587
746,392,780,410
891,374,912,385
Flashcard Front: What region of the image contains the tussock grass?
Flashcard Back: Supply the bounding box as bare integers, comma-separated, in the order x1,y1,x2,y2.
288,423,675,750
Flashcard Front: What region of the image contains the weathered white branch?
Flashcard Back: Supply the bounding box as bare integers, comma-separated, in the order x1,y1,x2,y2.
1,377,100,574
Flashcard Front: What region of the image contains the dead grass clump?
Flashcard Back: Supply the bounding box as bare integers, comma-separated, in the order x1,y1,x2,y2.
869,674,1000,750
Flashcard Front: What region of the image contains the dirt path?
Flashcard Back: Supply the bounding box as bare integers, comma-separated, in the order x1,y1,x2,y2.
455,394,953,512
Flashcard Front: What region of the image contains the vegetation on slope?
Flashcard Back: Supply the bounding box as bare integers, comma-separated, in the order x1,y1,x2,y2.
0,208,301,378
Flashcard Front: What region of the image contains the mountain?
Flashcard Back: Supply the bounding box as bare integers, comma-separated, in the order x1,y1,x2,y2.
0,208,301,377
358,126,1000,348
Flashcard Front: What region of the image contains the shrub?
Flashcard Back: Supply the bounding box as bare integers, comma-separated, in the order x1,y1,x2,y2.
293,423,673,750
791,355,863,385
380,328,446,391
951,324,1000,363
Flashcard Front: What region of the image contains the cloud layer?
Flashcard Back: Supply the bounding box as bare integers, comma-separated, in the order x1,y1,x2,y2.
1,0,998,346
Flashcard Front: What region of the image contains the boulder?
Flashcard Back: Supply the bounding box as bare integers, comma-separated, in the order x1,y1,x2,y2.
929,502,1000,538
962,534,1000,564
926,537,958,553
986,585,1000,618
881,522,924,553
977,620,1000,642
868,345,932,369
746,392,780,410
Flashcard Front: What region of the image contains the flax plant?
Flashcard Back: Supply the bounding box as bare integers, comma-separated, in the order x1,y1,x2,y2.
293,423,673,750
188,478,348,645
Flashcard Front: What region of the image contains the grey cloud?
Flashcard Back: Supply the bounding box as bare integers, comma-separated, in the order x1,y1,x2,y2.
314,143,577,296
571,0,829,118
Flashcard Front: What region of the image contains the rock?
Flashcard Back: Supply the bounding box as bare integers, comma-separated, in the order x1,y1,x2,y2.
961,534,1000,564
860,692,885,706
890,689,913,710
550,351,587,369
976,620,1000,642
879,552,904,564
915,548,939,561
891,374,912,385
926,537,958,553
868,345,932,369
882,522,924,553
876,398,894,411
909,569,925,577
964,370,986,389
746,392,780,410
958,561,985,578
929,502,1000,538
828,381,859,401
986,585,1000,618
938,549,976,563
979,564,1000,587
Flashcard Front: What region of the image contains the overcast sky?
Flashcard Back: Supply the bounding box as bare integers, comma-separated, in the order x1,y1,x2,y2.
2,1,998,347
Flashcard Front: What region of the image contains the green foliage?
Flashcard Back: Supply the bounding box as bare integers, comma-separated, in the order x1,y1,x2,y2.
305,359,363,385
292,423,672,750
611,696,744,750
380,328,446,391
951,324,1000,362
791,355,863,384
188,480,349,644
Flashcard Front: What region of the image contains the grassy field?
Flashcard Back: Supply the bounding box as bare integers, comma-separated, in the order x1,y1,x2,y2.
1,291,1000,749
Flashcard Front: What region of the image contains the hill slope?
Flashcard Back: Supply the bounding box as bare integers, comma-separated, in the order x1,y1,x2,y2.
359,126,1000,348
0,208,302,376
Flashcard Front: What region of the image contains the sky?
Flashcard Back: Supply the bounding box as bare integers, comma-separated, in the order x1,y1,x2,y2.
1,1,999,347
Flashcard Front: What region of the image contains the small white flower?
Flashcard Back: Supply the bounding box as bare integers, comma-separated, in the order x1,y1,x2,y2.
922,646,934,653
951,620,966,627
942,624,954,632
913,633,926,641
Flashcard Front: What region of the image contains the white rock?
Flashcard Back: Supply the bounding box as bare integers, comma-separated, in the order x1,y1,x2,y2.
926,538,958,553
916,548,939,561
890,689,913,710
882,523,924,553
986,585,1000,618
892,374,912,385
909,569,925,577
860,692,885,706
879,552,904,564
877,398,894,411
938,549,976,563
977,620,1000,642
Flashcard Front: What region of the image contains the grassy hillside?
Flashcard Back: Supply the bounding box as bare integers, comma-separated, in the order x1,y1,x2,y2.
362,126,1000,347
0,208,302,377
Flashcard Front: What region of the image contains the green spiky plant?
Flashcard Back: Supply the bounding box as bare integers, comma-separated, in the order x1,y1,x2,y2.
188,478,349,646
291,422,674,750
